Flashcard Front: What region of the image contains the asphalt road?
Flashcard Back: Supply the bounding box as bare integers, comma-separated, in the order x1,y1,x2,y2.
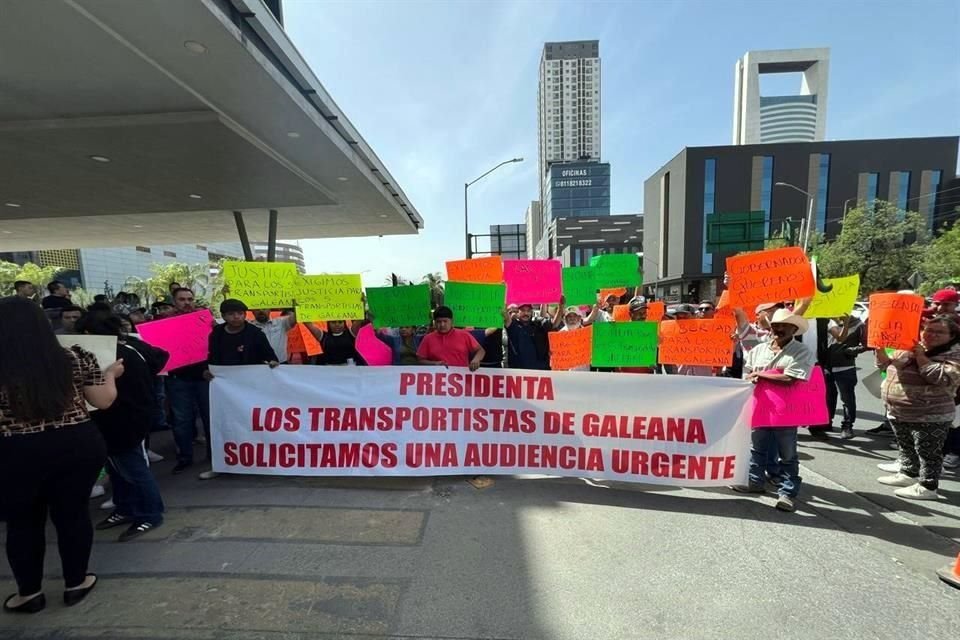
2,356,958,640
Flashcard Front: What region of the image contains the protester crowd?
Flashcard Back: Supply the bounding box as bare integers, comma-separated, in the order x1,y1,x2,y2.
1,270,958,612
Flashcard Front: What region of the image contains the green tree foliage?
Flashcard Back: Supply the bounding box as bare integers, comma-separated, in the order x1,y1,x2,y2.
0,261,65,297
422,272,445,308
816,200,929,295
124,261,225,308
919,223,960,294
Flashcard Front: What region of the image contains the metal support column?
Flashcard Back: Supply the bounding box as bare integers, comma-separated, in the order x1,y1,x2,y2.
233,211,254,261
267,209,278,262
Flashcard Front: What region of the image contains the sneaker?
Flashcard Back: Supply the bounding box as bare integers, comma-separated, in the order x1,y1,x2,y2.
808,429,830,439
878,473,917,487
118,522,159,542
877,460,901,473
775,495,796,512
172,461,192,475
730,484,766,494
839,427,855,440
943,453,960,469
894,483,939,501
866,422,893,435
147,450,164,463
99,498,115,511
197,470,220,480
89,485,105,499
95,513,131,530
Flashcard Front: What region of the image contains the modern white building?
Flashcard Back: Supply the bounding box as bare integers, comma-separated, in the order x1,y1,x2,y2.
537,41,601,210
732,48,829,145
78,242,244,296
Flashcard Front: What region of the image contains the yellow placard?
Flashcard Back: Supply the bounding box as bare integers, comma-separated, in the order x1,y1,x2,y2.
803,274,860,318
294,274,364,321
222,262,299,309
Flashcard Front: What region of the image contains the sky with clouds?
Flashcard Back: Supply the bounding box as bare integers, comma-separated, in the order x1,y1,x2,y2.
283,0,960,286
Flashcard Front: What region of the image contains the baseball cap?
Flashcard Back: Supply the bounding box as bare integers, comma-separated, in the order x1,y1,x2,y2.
932,289,959,304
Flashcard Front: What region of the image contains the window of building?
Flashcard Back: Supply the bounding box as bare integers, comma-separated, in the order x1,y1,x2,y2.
895,170,911,212
924,170,942,230
864,173,878,209
702,158,717,273
135,246,151,253
163,251,177,258
760,156,774,236
816,154,830,233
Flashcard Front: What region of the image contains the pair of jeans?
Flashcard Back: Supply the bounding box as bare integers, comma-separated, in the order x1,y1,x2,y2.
826,368,858,428
107,444,164,526
150,376,169,432
0,422,106,595
166,377,210,464
945,425,960,455
749,427,801,497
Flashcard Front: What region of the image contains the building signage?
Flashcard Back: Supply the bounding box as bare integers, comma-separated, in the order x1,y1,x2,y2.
554,179,593,188
561,169,589,177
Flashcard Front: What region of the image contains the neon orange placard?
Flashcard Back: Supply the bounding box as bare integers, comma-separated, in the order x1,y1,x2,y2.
445,257,504,283
548,326,593,370
725,247,815,308
612,305,631,322
646,301,665,322
867,293,924,350
598,287,627,302
301,324,323,356
657,318,738,367
716,290,756,322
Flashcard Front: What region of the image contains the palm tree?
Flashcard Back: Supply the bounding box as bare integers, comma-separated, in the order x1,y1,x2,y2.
422,272,444,308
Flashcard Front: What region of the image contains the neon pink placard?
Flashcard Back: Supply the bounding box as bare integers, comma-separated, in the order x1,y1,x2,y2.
137,309,215,372
355,324,393,366
504,259,562,305
750,365,829,428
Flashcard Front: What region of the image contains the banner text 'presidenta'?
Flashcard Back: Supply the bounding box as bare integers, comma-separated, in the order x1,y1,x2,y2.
209,366,754,486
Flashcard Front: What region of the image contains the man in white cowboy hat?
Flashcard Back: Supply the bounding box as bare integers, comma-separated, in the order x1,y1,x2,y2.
732,307,815,513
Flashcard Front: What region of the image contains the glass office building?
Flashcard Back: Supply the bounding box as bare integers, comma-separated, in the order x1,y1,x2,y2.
542,161,610,237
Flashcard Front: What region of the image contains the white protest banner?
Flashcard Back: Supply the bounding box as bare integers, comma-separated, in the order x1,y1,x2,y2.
210,366,754,487
57,335,117,371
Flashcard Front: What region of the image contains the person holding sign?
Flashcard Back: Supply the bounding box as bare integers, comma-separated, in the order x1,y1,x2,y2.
417,306,485,370
77,312,170,542
306,320,364,366
165,288,213,475
251,309,296,364
0,296,124,612
875,315,960,501
378,326,423,366
201,300,281,480
733,309,815,513
504,304,555,370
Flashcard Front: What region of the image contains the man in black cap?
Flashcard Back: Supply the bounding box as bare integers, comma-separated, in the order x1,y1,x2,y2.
199,299,279,480
504,303,553,370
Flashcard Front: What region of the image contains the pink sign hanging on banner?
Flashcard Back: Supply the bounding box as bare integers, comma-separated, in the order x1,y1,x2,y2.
750,365,829,428
137,309,215,372
355,324,393,366
504,259,562,305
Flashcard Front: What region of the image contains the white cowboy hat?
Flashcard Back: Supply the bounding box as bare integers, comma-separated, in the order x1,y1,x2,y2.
769,308,809,334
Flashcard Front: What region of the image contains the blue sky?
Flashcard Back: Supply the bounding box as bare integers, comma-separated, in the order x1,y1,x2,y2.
285,0,960,286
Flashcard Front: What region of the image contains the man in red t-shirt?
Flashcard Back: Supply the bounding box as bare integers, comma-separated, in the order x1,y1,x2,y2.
417,306,485,370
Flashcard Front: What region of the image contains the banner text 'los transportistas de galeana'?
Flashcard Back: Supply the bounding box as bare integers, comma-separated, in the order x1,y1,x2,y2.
210,366,754,487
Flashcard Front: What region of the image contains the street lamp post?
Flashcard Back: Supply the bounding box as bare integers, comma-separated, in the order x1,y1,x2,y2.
464,157,523,258
775,182,815,251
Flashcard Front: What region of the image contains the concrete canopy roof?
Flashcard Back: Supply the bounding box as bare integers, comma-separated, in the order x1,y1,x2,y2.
0,0,423,250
